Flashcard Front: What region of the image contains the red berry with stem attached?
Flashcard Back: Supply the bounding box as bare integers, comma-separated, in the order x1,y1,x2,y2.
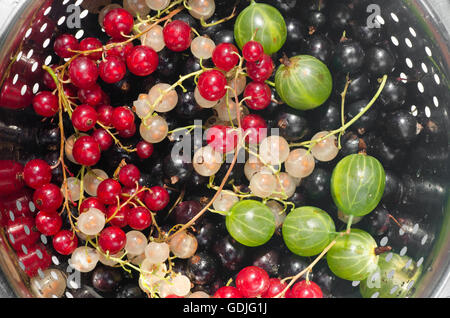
126,45,159,76
206,125,239,153
213,286,244,298
144,186,169,211
97,105,114,126
92,128,113,151
23,159,52,189
35,211,62,236
99,56,127,84
242,41,264,63
118,164,141,187
197,70,227,101
33,183,63,212
126,207,152,230
262,278,287,298
236,266,270,298
243,82,272,110
246,53,274,82
291,280,323,298
80,197,106,214
105,204,129,228
69,56,99,89
241,114,268,144
121,185,146,203
136,141,154,159
54,34,79,58
78,84,104,106
97,179,121,205
6,216,40,251
98,226,126,254
212,43,239,71
72,136,101,166
112,106,135,131
163,20,192,52
106,40,134,61
17,243,51,277
32,91,59,117
72,104,98,132
53,230,78,255
79,37,103,60
103,8,134,40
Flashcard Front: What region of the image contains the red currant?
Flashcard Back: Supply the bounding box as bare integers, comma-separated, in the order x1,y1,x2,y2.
106,40,134,61
163,20,192,52
144,186,169,211
72,136,101,166
72,105,98,132
17,243,51,277
97,179,122,205
241,114,268,144
127,207,152,230
53,230,78,255
103,8,134,40
63,84,77,98
243,82,272,110
99,56,127,84
92,128,113,151
121,185,146,203
54,34,79,58
69,56,99,89
77,84,104,107
105,204,129,228
33,183,63,212
6,216,40,251
126,45,159,76
246,54,274,82
23,159,52,189
236,266,270,298
43,65,58,90
262,278,287,298
100,90,111,106
213,286,244,298
79,197,106,214
206,125,239,153
98,226,126,254
291,280,323,298
212,43,239,72
242,41,264,63
118,164,141,188
79,37,103,60
117,123,136,138
32,91,59,117
136,141,154,159
197,70,227,101
35,210,62,236
97,105,114,126
112,106,135,131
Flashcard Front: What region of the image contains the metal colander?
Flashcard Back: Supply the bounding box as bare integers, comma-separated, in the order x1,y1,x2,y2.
0,0,449,298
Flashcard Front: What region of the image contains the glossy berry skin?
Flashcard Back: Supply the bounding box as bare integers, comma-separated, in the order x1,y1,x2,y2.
291,280,323,298
112,106,135,131
97,105,114,126
236,266,270,298
144,186,169,211
241,114,267,144
53,230,78,255
242,41,264,62
127,207,152,230
54,34,79,58
246,54,274,82
213,286,244,298
332,40,365,74
197,70,228,101
72,105,98,132
106,204,129,228
79,37,103,60
103,8,134,40
126,45,159,76
99,56,127,84
212,43,239,71
364,46,395,77
32,91,59,117
244,82,272,110
106,40,134,61
383,110,419,146
118,164,141,188
163,20,192,52
262,278,287,298
78,84,103,107
69,56,99,89
118,124,136,138
206,125,238,153
72,136,101,166
33,183,63,212
97,179,122,205
23,159,52,189
92,128,113,151
6,216,40,251
35,211,62,236
136,141,154,159
80,197,106,214
98,226,126,254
